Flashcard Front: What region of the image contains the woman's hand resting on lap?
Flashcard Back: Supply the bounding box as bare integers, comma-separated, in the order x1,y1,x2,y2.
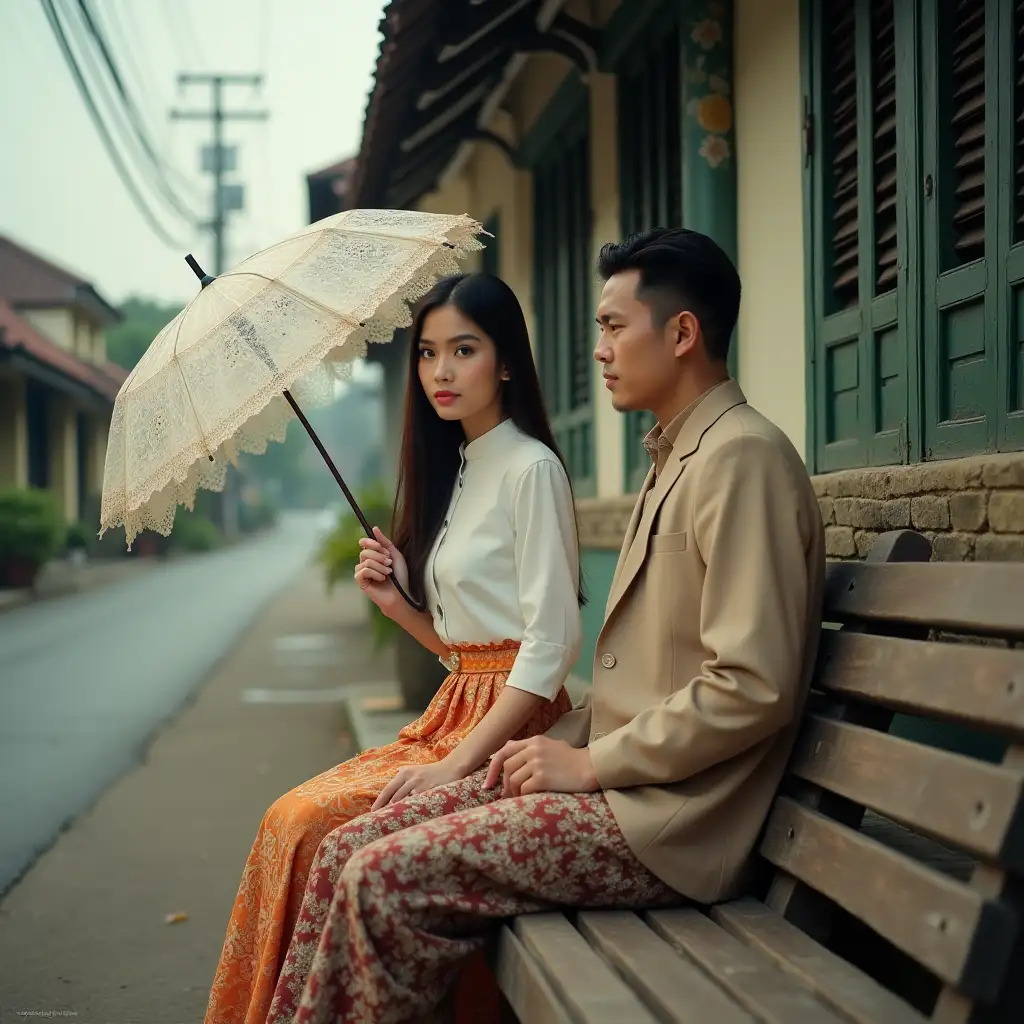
355,527,409,619
371,759,468,810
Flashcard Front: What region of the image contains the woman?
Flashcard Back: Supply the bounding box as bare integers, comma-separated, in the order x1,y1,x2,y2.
206,272,584,1024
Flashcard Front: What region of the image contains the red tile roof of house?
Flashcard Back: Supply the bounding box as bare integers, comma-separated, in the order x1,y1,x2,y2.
0,300,126,403
0,235,121,324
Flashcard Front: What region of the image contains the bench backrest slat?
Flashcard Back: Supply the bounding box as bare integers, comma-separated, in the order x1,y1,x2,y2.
816,631,1024,738
761,797,1018,1001
824,562,1024,637
788,715,1024,868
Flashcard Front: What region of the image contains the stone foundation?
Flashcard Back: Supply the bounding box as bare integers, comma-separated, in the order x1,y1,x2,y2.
577,453,1024,562
815,453,1024,561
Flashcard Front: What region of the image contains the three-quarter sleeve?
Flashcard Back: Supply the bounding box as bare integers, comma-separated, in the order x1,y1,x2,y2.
502,458,583,700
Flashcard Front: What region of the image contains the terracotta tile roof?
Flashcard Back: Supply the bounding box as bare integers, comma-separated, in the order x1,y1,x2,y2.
0,300,126,403
0,234,121,324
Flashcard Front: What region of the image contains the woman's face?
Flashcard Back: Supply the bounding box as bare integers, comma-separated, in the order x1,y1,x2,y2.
417,303,505,439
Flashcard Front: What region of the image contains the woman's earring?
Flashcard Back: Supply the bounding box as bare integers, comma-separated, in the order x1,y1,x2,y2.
500,370,510,381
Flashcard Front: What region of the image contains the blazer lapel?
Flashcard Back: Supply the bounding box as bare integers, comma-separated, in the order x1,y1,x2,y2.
605,465,655,614
603,380,749,625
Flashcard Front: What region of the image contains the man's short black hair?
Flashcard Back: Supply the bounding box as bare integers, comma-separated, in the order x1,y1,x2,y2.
597,227,741,362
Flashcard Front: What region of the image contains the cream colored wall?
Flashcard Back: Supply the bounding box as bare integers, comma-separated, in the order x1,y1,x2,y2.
92,328,107,366
588,72,625,499
48,396,79,522
734,0,807,458
22,308,74,350
0,371,28,488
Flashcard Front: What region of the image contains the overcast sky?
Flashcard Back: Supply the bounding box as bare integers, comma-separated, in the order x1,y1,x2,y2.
0,0,386,306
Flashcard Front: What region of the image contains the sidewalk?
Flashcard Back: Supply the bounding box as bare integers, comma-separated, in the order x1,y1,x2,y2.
0,569,392,1024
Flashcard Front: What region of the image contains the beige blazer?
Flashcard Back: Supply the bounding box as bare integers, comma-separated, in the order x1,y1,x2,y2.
546,380,825,903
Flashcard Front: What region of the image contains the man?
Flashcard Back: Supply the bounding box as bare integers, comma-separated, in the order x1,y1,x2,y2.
270,228,826,1024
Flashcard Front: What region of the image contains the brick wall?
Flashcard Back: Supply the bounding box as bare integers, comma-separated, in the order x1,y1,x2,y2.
815,453,1024,562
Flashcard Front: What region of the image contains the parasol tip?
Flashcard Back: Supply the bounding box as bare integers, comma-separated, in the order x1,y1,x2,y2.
185,254,216,289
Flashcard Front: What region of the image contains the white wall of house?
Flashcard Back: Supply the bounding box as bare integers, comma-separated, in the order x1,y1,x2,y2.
734,0,807,459
22,308,74,351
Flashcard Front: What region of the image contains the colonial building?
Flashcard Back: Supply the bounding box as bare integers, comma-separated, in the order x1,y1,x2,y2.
345,0,1024,677
0,235,125,524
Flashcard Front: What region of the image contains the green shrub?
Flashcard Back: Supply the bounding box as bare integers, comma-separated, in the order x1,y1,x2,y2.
0,488,66,565
316,482,398,649
169,509,221,552
65,520,93,553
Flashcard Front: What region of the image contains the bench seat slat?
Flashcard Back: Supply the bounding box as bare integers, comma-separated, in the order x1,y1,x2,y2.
761,797,1017,998
789,715,1024,866
495,926,574,1024
646,907,848,1024
816,631,1024,738
711,898,926,1024
513,914,659,1023
824,562,1024,636
577,911,756,1024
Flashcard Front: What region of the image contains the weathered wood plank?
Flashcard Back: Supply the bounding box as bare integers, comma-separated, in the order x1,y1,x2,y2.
711,898,926,1024
816,631,1024,738
513,915,659,1023
577,911,755,1024
760,798,1017,999
823,562,1024,636
788,715,1024,868
646,908,848,1024
495,925,574,1024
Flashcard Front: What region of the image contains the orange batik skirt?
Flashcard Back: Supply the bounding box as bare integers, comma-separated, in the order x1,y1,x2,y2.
204,639,571,1024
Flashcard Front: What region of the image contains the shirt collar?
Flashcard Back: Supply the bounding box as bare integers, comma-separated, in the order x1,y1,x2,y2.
643,380,732,469
461,417,518,462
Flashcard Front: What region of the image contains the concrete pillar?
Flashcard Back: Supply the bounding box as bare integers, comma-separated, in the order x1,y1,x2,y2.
0,373,29,489
48,396,79,523
587,71,626,499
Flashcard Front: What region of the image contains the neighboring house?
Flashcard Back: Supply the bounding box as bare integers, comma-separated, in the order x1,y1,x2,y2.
0,235,126,525
306,156,356,224
342,0,1024,677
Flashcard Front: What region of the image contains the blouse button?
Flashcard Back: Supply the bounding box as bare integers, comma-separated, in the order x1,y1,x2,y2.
601,652,616,669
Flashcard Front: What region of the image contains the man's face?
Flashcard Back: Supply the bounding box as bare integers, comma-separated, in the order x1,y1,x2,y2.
594,270,680,413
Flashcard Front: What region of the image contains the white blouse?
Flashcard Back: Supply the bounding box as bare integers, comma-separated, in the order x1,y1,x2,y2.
423,417,582,701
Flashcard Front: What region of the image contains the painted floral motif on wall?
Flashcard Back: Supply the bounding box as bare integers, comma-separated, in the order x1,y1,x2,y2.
685,5,733,170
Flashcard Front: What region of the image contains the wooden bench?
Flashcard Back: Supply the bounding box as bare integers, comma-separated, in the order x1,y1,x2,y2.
485,529,1024,1023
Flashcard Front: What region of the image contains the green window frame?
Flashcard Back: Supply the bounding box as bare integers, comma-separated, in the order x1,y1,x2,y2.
614,10,684,491
526,76,596,497
803,0,1024,472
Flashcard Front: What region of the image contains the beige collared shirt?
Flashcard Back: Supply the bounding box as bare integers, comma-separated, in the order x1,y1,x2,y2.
642,380,732,485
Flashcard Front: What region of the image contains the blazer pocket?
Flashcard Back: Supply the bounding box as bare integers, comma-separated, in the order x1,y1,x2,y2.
650,530,687,553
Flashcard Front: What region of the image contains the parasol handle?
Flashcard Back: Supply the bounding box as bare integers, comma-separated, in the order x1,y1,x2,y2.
282,391,427,613
183,253,427,613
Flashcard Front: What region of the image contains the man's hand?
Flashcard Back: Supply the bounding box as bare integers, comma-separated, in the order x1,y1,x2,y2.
484,736,599,798
371,758,466,811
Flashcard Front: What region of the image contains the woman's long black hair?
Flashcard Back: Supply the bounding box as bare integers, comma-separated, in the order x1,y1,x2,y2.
390,272,585,606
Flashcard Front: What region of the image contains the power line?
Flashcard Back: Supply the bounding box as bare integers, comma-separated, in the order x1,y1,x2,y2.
71,0,203,224
39,0,189,250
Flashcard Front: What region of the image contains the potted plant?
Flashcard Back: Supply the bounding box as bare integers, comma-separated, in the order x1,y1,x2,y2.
317,483,448,710
0,488,66,589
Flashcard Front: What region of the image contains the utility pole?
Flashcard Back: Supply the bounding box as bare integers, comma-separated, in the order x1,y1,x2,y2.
170,73,268,274
170,75,268,538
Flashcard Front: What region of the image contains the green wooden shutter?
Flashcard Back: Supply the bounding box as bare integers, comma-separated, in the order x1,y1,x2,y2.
806,0,910,472
616,16,683,491
531,91,595,496
997,0,1024,448
919,0,997,458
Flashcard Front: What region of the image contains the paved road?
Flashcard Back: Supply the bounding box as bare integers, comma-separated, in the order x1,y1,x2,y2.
0,511,329,896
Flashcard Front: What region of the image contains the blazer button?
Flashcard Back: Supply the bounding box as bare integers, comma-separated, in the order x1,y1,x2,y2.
601,652,616,669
